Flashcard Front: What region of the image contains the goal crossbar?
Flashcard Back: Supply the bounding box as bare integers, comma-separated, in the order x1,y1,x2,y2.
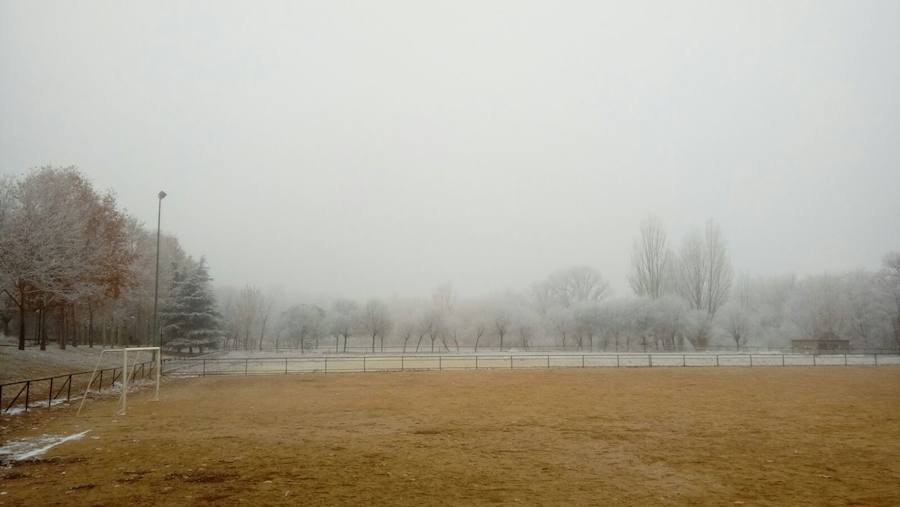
77,347,161,416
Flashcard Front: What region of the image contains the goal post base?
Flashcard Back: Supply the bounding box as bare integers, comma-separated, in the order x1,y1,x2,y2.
77,347,162,416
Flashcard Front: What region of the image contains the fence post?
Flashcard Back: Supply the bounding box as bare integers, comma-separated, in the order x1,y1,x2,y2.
245,359,248,375
682,354,685,367
616,354,620,368
749,355,753,368
874,353,878,367
401,356,404,371
813,354,817,367
582,355,585,368
782,354,785,367
203,359,206,376
324,356,328,374
547,355,550,369
716,355,719,367
49,378,54,408
474,356,477,370
510,356,513,370
844,354,847,366
285,358,288,374
438,356,441,371
25,381,30,412
364,356,367,372
67,375,72,402
99,370,103,391
648,355,653,368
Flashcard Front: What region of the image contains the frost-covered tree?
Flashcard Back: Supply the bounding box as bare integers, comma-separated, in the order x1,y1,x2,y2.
545,266,610,308
0,167,135,350
329,299,358,353
674,221,733,349
629,216,672,299
543,306,574,350
882,252,900,349
361,299,393,352
279,304,326,353
492,305,512,350
572,302,603,351
160,258,222,354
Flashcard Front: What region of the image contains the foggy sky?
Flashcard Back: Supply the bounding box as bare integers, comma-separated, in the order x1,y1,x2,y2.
2,1,899,300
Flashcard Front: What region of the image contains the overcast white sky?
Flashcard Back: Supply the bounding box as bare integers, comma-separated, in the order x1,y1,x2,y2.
2,1,899,300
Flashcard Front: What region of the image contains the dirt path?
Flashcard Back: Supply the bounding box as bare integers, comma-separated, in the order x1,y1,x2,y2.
1,368,899,505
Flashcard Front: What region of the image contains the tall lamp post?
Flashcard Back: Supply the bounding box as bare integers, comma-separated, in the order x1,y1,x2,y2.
152,191,167,350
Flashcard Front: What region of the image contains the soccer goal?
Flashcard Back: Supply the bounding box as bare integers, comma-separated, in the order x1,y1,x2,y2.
77,347,161,416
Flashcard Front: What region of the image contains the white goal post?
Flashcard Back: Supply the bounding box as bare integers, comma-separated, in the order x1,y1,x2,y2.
77,347,161,416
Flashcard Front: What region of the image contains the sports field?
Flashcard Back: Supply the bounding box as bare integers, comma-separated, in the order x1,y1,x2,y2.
2,367,900,505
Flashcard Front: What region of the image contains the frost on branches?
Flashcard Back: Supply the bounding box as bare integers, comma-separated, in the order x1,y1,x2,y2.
160,258,223,354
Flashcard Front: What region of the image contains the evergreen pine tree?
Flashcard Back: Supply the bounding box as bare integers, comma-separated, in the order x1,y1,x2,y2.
160,257,222,353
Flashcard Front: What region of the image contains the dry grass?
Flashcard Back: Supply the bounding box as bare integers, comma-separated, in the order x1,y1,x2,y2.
2,367,900,505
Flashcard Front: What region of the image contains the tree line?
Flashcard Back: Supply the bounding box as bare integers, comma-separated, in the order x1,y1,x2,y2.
222,218,900,354
3,168,897,355
0,167,219,352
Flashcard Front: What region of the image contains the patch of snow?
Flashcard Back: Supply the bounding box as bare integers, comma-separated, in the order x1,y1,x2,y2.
0,430,90,463
1,379,156,417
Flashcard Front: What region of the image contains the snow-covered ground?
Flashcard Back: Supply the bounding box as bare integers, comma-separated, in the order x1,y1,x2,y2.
164,351,900,376
0,430,90,464
0,336,126,383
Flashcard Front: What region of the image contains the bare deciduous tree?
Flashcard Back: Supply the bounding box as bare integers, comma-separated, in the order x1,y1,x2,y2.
493,307,511,350
628,216,671,299
881,252,900,348
361,299,393,352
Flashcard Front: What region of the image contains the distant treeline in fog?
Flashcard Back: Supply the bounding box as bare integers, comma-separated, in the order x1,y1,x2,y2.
221,219,900,354
2,168,898,354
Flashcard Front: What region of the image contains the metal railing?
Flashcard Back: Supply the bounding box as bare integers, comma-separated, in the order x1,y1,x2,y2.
164,352,900,377
0,360,158,414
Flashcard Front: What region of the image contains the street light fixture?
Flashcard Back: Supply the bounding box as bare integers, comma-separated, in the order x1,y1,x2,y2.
152,190,167,349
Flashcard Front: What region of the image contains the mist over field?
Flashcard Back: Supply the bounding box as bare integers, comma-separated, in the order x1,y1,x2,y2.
1,1,899,354
4,4,900,505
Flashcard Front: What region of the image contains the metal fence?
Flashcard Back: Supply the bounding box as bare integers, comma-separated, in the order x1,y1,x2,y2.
164,352,900,377
0,360,158,414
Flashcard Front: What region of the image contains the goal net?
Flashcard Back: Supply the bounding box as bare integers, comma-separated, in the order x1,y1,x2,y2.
77,347,161,416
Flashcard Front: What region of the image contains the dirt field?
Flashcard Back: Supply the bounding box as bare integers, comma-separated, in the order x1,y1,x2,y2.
2,368,900,505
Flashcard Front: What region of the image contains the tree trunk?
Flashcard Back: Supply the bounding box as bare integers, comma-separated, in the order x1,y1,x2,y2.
415,333,424,352
59,306,67,350
88,305,94,347
40,308,48,350
258,316,268,351
36,309,43,350
372,333,376,353
17,298,26,351
72,305,79,347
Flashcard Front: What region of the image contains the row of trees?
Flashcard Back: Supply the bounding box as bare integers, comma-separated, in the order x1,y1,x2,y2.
0,167,221,352
219,217,899,354
5,168,895,355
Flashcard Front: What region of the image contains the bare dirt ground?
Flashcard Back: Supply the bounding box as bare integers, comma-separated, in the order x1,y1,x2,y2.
1,367,899,506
